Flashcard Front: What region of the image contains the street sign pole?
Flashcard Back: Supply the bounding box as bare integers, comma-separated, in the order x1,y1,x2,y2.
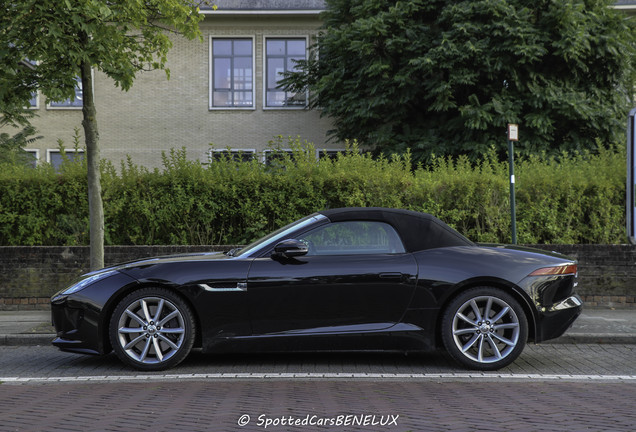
507,124,518,244
627,109,636,244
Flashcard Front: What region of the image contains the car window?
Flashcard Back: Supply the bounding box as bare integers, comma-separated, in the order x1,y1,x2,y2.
298,221,405,255
236,214,327,257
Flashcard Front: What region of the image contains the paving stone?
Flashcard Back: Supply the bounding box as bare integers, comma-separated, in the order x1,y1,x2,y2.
1,380,635,432
1,344,635,431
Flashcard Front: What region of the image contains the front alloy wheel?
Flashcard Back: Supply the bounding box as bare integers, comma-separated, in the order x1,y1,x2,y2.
109,288,195,371
441,287,528,370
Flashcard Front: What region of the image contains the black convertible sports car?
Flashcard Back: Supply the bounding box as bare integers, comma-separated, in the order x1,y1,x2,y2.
51,207,582,371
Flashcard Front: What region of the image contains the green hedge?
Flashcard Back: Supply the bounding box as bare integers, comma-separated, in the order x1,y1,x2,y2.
0,141,627,246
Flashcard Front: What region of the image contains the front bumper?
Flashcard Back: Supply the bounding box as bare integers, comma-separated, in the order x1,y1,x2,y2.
50,270,138,355
535,294,583,343
51,298,104,355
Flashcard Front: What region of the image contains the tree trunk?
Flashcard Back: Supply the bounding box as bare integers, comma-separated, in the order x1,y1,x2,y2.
80,59,104,271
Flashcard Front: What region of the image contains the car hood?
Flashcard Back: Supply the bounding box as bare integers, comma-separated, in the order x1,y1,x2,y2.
108,251,252,287
114,251,231,269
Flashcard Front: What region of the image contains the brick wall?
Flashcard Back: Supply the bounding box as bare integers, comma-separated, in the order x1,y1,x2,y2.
0,245,233,310
1,244,635,310
529,245,636,308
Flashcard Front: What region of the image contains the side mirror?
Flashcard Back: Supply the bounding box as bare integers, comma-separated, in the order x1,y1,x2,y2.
273,239,308,258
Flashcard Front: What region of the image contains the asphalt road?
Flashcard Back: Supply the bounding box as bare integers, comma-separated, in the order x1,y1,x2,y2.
1,344,635,431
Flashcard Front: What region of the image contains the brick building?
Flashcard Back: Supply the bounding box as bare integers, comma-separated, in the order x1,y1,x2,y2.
22,0,333,169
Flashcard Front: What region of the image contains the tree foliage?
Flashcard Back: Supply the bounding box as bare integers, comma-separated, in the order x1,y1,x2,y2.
284,0,636,161
0,0,206,269
0,111,42,166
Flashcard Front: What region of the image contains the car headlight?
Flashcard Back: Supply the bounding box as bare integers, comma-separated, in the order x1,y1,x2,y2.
58,269,119,296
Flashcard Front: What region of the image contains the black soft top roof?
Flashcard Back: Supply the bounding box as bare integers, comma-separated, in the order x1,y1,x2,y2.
318,207,474,252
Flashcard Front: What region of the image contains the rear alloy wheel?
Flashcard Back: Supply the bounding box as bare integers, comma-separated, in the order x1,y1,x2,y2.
441,287,528,370
109,288,195,371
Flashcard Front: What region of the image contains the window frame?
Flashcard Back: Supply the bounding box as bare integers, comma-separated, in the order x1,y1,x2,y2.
316,149,346,160
23,149,39,168
46,148,85,170
21,59,39,109
262,148,297,165
209,36,256,110
208,148,256,163
27,91,39,110
298,221,406,256
262,35,309,110
47,75,88,110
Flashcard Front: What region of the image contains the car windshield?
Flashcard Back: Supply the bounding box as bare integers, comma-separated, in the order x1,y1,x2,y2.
234,213,327,257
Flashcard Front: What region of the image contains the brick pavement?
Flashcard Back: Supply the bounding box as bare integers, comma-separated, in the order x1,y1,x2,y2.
1,344,635,378
1,380,635,432
1,344,635,431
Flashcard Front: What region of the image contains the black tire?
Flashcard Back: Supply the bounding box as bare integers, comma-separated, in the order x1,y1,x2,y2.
109,287,196,371
441,286,528,371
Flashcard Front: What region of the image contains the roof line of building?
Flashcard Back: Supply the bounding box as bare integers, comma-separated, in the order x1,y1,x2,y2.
200,9,323,15
198,3,635,14
198,2,633,15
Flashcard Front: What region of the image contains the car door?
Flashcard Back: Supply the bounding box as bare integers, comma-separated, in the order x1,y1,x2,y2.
246,220,418,335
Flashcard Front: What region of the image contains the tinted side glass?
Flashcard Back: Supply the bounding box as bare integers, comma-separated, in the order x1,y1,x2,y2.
299,221,405,255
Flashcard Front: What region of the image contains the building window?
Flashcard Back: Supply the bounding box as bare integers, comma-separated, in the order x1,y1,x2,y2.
28,92,38,109
47,149,85,171
23,149,39,168
49,77,83,109
210,38,254,109
299,221,406,255
317,149,344,160
265,38,307,108
263,149,297,165
21,59,39,109
209,149,256,163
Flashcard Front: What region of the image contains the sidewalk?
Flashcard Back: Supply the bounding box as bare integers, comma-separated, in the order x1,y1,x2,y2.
1,309,635,346
0,311,55,346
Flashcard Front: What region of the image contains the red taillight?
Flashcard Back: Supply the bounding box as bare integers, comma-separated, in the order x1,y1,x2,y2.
529,264,577,276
